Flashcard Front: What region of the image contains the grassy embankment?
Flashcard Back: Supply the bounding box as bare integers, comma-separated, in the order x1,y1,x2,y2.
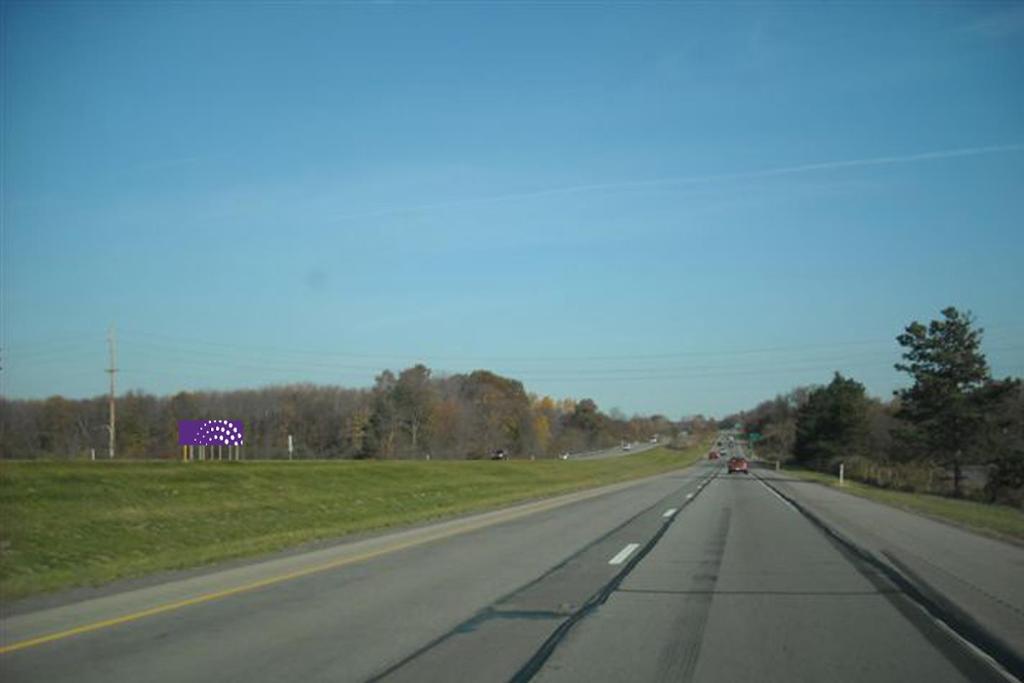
784,467,1024,543
0,443,706,600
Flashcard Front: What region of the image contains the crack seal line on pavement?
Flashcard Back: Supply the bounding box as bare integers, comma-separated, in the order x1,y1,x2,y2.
507,468,722,683
753,470,1024,683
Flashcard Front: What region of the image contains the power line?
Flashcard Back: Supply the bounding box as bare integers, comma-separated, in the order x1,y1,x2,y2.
117,341,888,374
115,338,1024,377
115,328,899,363
116,323,1024,364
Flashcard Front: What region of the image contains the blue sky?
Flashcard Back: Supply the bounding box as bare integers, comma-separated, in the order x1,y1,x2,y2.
3,1,1023,418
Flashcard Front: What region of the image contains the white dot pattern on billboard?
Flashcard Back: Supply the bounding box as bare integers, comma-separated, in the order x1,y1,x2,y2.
196,420,244,446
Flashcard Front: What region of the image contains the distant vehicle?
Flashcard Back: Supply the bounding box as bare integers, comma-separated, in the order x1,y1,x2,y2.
621,442,632,451
649,436,658,444
708,451,719,460
560,452,570,460
727,456,749,474
490,449,507,460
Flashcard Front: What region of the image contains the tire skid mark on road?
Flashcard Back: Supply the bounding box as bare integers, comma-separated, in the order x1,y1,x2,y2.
662,504,731,683
754,470,1023,683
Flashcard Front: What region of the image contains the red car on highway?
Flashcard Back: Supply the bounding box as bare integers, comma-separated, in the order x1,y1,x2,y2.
727,456,749,474
708,450,719,460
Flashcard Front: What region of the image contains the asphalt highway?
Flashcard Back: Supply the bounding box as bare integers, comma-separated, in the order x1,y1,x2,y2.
533,466,1008,683
2,454,1020,683
566,440,660,460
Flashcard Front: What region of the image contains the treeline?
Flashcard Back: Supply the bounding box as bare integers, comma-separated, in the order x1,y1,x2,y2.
0,367,689,461
727,308,1023,506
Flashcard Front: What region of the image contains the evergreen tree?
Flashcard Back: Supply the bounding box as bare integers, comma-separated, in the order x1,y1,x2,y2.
794,373,869,469
894,307,1016,497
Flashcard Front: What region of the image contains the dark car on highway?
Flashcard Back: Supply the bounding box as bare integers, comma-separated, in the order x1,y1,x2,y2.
727,456,749,474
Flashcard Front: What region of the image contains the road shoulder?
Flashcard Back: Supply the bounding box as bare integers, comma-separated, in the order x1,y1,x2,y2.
762,467,1024,671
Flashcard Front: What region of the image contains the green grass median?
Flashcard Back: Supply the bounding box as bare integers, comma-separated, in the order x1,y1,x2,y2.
784,467,1024,543
0,443,706,600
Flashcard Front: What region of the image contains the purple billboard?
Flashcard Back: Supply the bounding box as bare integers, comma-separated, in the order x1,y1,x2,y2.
178,420,244,446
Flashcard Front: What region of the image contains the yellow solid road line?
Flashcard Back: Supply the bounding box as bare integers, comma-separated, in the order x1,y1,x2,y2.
0,492,579,655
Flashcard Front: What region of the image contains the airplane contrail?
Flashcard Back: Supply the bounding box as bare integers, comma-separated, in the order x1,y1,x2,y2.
333,143,1024,222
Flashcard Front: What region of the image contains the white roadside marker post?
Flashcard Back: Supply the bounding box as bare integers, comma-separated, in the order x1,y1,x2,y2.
839,462,845,487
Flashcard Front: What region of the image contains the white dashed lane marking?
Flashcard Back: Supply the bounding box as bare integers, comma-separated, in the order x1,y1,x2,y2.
609,543,641,565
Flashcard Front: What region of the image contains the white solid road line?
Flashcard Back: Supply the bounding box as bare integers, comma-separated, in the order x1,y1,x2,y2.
662,508,678,518
930,613,1022,683
609,543,641,565
756,476,798,512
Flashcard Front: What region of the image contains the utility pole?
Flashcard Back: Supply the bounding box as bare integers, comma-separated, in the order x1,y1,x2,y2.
106,325,117,459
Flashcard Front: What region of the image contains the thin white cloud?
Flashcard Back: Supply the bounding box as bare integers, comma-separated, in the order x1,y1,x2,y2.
960,6,1024,40
332,143,1024,223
